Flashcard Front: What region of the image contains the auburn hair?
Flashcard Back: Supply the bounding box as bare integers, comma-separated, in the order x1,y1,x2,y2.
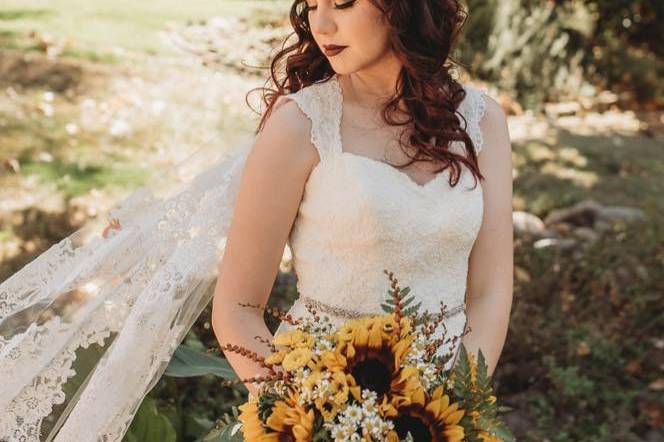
250,0,484,188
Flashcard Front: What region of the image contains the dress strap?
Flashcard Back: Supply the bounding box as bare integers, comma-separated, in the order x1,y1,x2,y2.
286,77,343,162
459,85,489,155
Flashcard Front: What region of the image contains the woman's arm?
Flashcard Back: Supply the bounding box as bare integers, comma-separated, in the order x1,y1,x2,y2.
211,97,318,397
461,95,514,378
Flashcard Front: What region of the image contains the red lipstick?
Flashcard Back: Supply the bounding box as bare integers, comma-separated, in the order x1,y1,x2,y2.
323,44,347,57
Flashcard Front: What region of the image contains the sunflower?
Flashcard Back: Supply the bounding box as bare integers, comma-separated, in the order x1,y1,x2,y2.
237,399,280,441
391,384,465,442
333,314,418,404
265,388,316,442
390,365,428,409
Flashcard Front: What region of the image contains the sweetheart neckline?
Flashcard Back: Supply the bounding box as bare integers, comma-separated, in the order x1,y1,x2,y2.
340,151,448,189
306,150,484,198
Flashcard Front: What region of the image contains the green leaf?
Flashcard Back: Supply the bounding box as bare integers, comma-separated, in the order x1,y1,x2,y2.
184,414,215,439
123,398,177,442
164,344,238,380
200,418,245,442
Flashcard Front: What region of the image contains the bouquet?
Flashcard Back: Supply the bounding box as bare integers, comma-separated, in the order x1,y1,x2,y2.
216,270,514,442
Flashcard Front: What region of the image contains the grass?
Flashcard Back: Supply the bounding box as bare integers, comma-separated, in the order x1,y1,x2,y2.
20,159,148,198
513,130,664,219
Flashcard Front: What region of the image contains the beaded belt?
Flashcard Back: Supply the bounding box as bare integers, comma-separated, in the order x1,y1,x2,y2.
300,295,465,320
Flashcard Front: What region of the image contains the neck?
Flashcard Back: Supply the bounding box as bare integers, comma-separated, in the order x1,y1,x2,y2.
340,54,403,105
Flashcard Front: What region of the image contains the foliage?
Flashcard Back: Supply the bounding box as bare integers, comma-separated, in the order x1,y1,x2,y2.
453,346,515,442
124,397,178,442
506,218,663,441
459,0,663,110
165,344,239,380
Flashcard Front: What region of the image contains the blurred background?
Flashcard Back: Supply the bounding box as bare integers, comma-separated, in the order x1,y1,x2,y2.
0,0,662,441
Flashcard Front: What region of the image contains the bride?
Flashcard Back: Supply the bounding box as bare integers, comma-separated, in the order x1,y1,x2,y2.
212,0,513,400
0,0,513,440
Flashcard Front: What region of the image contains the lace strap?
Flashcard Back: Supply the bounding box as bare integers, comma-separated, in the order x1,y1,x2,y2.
286,79,342,162
461,85,489,155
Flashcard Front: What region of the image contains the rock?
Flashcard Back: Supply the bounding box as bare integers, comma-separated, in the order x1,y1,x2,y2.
512,211,550,236
533,237,577,250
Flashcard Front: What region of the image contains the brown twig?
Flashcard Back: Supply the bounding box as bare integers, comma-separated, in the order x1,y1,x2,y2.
219,343,277,376
236,301,301,326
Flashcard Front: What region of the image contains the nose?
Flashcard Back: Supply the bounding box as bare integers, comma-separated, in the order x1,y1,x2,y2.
309,6,337,36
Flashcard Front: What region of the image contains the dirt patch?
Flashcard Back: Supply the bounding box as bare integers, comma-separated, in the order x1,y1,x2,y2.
0,49,114,94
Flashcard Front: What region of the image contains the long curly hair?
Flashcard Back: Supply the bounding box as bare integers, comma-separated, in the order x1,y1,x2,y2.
252,0,484,188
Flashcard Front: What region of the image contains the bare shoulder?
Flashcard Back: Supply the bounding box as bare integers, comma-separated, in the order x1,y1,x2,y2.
476,92,512,196
481,94,508,129
478,93,512,157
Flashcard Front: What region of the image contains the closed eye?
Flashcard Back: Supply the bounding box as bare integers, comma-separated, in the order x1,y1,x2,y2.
305,0,357,12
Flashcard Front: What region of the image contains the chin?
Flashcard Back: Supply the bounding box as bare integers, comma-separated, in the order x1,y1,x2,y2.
327,63,356,76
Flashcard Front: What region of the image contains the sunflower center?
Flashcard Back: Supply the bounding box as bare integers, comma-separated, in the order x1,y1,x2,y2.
393,414,432,441
350,356,392,396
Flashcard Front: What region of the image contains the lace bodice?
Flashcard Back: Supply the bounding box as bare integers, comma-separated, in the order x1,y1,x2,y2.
274,74,488,371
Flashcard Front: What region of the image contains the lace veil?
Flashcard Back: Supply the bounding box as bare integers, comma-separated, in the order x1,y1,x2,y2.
0,137,254,441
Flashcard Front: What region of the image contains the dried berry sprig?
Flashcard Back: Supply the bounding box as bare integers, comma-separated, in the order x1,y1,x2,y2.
383,269,405,334
254,335,277,352
218,343,277,376
236,301,301,326
220,370,290,388
303,301,325,324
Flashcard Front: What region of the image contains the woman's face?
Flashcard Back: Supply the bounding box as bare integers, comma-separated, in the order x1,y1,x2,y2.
305,0,393,75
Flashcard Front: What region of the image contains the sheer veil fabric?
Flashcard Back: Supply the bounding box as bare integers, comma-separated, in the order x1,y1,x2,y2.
0,139,253,441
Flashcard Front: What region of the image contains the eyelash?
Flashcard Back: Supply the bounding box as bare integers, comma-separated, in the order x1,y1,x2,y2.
305,0,356,12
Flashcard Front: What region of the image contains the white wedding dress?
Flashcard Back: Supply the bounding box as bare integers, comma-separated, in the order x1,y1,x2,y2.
274,74,488,373
0,73,487,441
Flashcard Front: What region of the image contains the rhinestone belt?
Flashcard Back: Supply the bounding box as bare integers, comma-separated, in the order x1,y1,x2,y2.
300,295,466,320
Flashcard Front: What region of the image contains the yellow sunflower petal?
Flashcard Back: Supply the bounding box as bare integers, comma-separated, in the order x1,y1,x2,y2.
386,430,401,442
411,386,426,406
430,385,445,401
426,393,451,418
265,401,289,432
368,321,384,350
444,425,465,442
354,324,370,348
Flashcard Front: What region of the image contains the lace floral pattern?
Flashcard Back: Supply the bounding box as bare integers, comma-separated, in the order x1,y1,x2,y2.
458,84,489,155
0,238,91,322
0,317,113,442
285,78,342,162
